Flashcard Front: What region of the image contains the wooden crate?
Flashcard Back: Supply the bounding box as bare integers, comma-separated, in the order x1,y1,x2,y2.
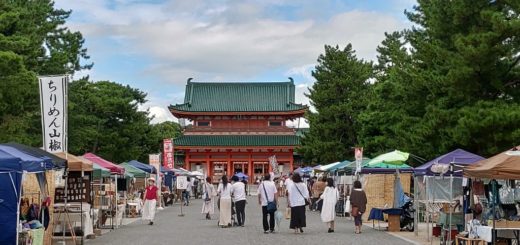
388,214,400,232
494,220,520,228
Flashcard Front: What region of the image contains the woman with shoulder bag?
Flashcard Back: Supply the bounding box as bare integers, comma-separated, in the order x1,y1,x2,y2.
350,180,367,234
201,177,216,220
287,173,310,233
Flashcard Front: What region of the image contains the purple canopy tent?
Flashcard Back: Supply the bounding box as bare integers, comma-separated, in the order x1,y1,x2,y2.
414,149,484,176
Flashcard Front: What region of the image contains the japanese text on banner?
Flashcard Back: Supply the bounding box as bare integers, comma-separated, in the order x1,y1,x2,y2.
39,75,68,153
163,139,174,169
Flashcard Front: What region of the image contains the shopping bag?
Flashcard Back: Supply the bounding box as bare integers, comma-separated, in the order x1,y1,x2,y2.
345,197,351,213
285,207,291,220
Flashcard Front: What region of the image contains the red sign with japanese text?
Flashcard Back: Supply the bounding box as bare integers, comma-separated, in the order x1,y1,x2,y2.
163,138,174,169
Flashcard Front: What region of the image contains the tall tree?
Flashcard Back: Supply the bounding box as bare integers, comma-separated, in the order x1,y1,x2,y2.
299,44,373,164
0,0,91,145
404,0,520,157
358,0,520,160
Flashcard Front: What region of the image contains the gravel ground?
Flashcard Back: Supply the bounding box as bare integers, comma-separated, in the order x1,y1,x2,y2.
86,196,413,245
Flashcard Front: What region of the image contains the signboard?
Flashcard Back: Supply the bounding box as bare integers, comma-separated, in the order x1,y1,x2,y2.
39,75,68,153
163,138,174,169
149,154,161,176
176,176,188,190
268,155,279,175
355,147,363,174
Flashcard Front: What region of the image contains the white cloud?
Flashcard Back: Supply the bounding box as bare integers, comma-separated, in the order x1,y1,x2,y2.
55,0,411,124
56,1,407,84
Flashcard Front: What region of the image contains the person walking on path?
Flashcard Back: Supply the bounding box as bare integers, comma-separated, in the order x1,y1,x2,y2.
202,176,216,220
217,175,232,227
284,173,293,197
183,177,193,206
319,178,339,233
257,174,278,233
288,173,310,233
350,180,368,234
314,177,326,211
142,178,158,225
231,176,247,226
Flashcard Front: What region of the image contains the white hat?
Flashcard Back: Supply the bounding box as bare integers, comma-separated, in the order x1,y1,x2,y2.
148,178,155,182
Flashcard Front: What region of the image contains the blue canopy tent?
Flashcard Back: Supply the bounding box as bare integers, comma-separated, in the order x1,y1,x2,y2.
160,166,177,191
234,172,249,179
127,160,157,174
0,146,54,245
294,166,314,174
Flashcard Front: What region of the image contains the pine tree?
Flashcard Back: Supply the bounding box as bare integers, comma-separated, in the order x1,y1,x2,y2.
299,44,373,164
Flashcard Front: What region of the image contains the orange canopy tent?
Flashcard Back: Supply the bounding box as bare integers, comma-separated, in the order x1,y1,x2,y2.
464,146,520,179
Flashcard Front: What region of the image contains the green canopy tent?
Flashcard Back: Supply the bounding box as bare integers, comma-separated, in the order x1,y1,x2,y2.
367,150,410,166
120,162,149,178
92,163,111,179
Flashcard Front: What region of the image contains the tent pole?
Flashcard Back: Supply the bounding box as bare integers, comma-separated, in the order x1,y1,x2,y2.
16,172,25,245
448,164,453,245
414,175,418,236
115,174,118,229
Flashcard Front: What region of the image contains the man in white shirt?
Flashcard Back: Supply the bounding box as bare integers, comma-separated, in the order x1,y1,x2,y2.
231,176,247,227
284,173,293,197
184,177,193,206
257,174,278,233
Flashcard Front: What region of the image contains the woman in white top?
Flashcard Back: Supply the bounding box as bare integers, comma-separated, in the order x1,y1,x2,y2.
287,173,310,233
217,175,232,227
201,176,216,220
319,178,339,233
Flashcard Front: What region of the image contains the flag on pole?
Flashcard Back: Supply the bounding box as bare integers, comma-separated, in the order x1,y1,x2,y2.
355,147,363,175
269,155,279,174
39,75,68,153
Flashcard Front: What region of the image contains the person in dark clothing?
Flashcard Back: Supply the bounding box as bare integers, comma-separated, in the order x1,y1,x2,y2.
231,175,247,227
350,180,367,234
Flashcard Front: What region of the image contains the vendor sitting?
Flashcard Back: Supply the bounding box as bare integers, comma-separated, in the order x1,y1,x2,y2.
161,185,173,206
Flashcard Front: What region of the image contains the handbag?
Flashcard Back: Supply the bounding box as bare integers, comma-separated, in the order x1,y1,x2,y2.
263,182,277,212
204,184,211,202
285,207,291,219
351,206,359,217
295,184,310,206
345,196,352,213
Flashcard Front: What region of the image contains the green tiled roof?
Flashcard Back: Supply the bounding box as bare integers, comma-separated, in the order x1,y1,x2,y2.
174,135,301,146
169,80,307,112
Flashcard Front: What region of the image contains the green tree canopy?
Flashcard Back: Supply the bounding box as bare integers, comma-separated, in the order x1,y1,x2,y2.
299,44,373,164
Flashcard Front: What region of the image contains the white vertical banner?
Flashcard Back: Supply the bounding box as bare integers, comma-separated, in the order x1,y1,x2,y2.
149,154,161,180
355,147,363,174
39,75,68,153
268,155,279,175
149,154,162,207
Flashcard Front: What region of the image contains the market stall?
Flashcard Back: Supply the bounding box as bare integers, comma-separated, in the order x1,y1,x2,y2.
0,145,56,245
413,149,484,243
83,153,126,229
361,150,416,231
51,153,95,242
463,146,520,244
1,143,67,245
120,162,149,217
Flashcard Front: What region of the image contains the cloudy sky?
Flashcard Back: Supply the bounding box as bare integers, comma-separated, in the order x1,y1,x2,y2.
54,0,415,124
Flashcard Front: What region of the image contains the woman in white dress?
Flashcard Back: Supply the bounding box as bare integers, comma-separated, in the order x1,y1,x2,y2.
201,176,216,220
217,175,232,227
319,178,339,233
